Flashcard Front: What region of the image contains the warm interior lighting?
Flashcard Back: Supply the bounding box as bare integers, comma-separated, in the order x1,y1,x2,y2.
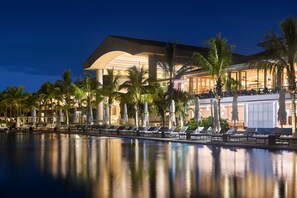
106,53,148,70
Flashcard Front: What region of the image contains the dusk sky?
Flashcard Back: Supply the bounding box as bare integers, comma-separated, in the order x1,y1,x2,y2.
0,0,296,92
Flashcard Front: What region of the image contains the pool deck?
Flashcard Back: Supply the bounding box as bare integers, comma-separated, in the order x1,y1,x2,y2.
5,128,297,151
90,133,297,151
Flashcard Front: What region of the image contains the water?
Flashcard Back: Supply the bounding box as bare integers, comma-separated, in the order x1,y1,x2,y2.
0,133,296,198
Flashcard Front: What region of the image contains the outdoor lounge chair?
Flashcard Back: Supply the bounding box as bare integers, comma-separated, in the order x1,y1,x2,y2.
140,126,162,136
190,127,209,140
168,126,187,139
138,126,150,132
119,126,136,134
229,128,257,142
103,125,120,133
164,126,177,136
152,126,170,136
253,127,286,144
279,134,297,145
210,128,235,142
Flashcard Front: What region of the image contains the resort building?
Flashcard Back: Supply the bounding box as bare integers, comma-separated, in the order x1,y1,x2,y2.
84,35,295,129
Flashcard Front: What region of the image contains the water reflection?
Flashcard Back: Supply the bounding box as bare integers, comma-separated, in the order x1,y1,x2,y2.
0,133,296,198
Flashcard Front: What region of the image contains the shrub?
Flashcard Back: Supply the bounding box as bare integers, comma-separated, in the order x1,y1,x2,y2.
199,116,213,130
185,118,198,130
186,117,226,132
219,118,229,133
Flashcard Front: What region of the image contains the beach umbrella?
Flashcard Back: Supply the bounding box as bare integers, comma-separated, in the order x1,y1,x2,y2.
143,102,149,126
170,99,176,126
88,107,93,125
123,103,128,124
213,100,220,133
278,89,287,128
73,107,77,123
104,105,109,124
210,99,214,129
194,97,200,123
231,94,239,128
134,104,139,130
32,108,36,126
58,109,63,123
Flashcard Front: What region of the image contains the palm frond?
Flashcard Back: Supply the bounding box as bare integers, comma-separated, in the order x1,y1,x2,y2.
193,52,214,75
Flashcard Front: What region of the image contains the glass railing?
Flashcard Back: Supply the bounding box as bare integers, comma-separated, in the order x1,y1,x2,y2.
192,87,287,99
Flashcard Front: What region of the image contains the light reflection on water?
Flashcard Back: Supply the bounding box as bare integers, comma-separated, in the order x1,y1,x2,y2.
0,133,296,198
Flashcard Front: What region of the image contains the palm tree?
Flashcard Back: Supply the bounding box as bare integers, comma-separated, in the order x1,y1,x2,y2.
157,43,195,117
38,82,58,123
151,83,168,127
194,33,234,119
72,73,100,124
71,82,86,124
173,88,192,127
0,91,9,121
258,17,297,134
34,92,47,123
99,69,121,125
55,70,72,125
119,66,149,130
6,86,27,117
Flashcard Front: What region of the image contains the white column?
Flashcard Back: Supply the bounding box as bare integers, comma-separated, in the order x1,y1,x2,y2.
96,69,104,122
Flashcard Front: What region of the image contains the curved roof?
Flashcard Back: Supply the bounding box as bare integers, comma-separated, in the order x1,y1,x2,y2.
83,35,248,70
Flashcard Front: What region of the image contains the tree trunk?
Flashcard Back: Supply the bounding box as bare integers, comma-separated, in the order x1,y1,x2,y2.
109,104,112,125
51,98,54,124
290,93,296,135
288,67,296,135
276,69,282,89
162,113,165,127
134,104,139,130
66,107,69,126
218,98,221,120
216,78,222,119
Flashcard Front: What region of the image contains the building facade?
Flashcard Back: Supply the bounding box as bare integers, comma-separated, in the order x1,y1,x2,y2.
84,35,296,129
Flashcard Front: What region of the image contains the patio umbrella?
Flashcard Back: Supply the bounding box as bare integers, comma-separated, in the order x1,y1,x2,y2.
73,107,77,124
170,99,176,126
210,99,214,129
88,106,93,125
134,104,139,130
231,94,239,128
143,102,149,126
278,89,287,128
104,105,109,124
213,100,220,133
32,108,36,126
123,103,128,124
58,109,63,123
194,97,200,123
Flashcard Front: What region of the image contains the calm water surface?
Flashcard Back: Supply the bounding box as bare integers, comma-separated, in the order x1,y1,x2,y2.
0,133,296,198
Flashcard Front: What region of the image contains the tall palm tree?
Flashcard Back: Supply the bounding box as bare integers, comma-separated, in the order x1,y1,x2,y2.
55,70,72,125
150,83,168,131
157,43,195,117
119,66,149,130
99,69,120,125
173,88,192,127
38,81,58,123
71,82,86,124
72,73,100,124
0,91,9,121
194,33,234,119
6,86,27,117
34,92,47,123
258,17,297,134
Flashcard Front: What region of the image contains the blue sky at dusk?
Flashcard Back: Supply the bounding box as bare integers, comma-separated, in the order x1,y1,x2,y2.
0,0,296,92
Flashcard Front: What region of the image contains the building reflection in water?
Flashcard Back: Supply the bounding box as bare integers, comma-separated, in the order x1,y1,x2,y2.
33,134,297,198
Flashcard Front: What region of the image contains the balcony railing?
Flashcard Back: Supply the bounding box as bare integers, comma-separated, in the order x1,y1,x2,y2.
193,87,285,99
